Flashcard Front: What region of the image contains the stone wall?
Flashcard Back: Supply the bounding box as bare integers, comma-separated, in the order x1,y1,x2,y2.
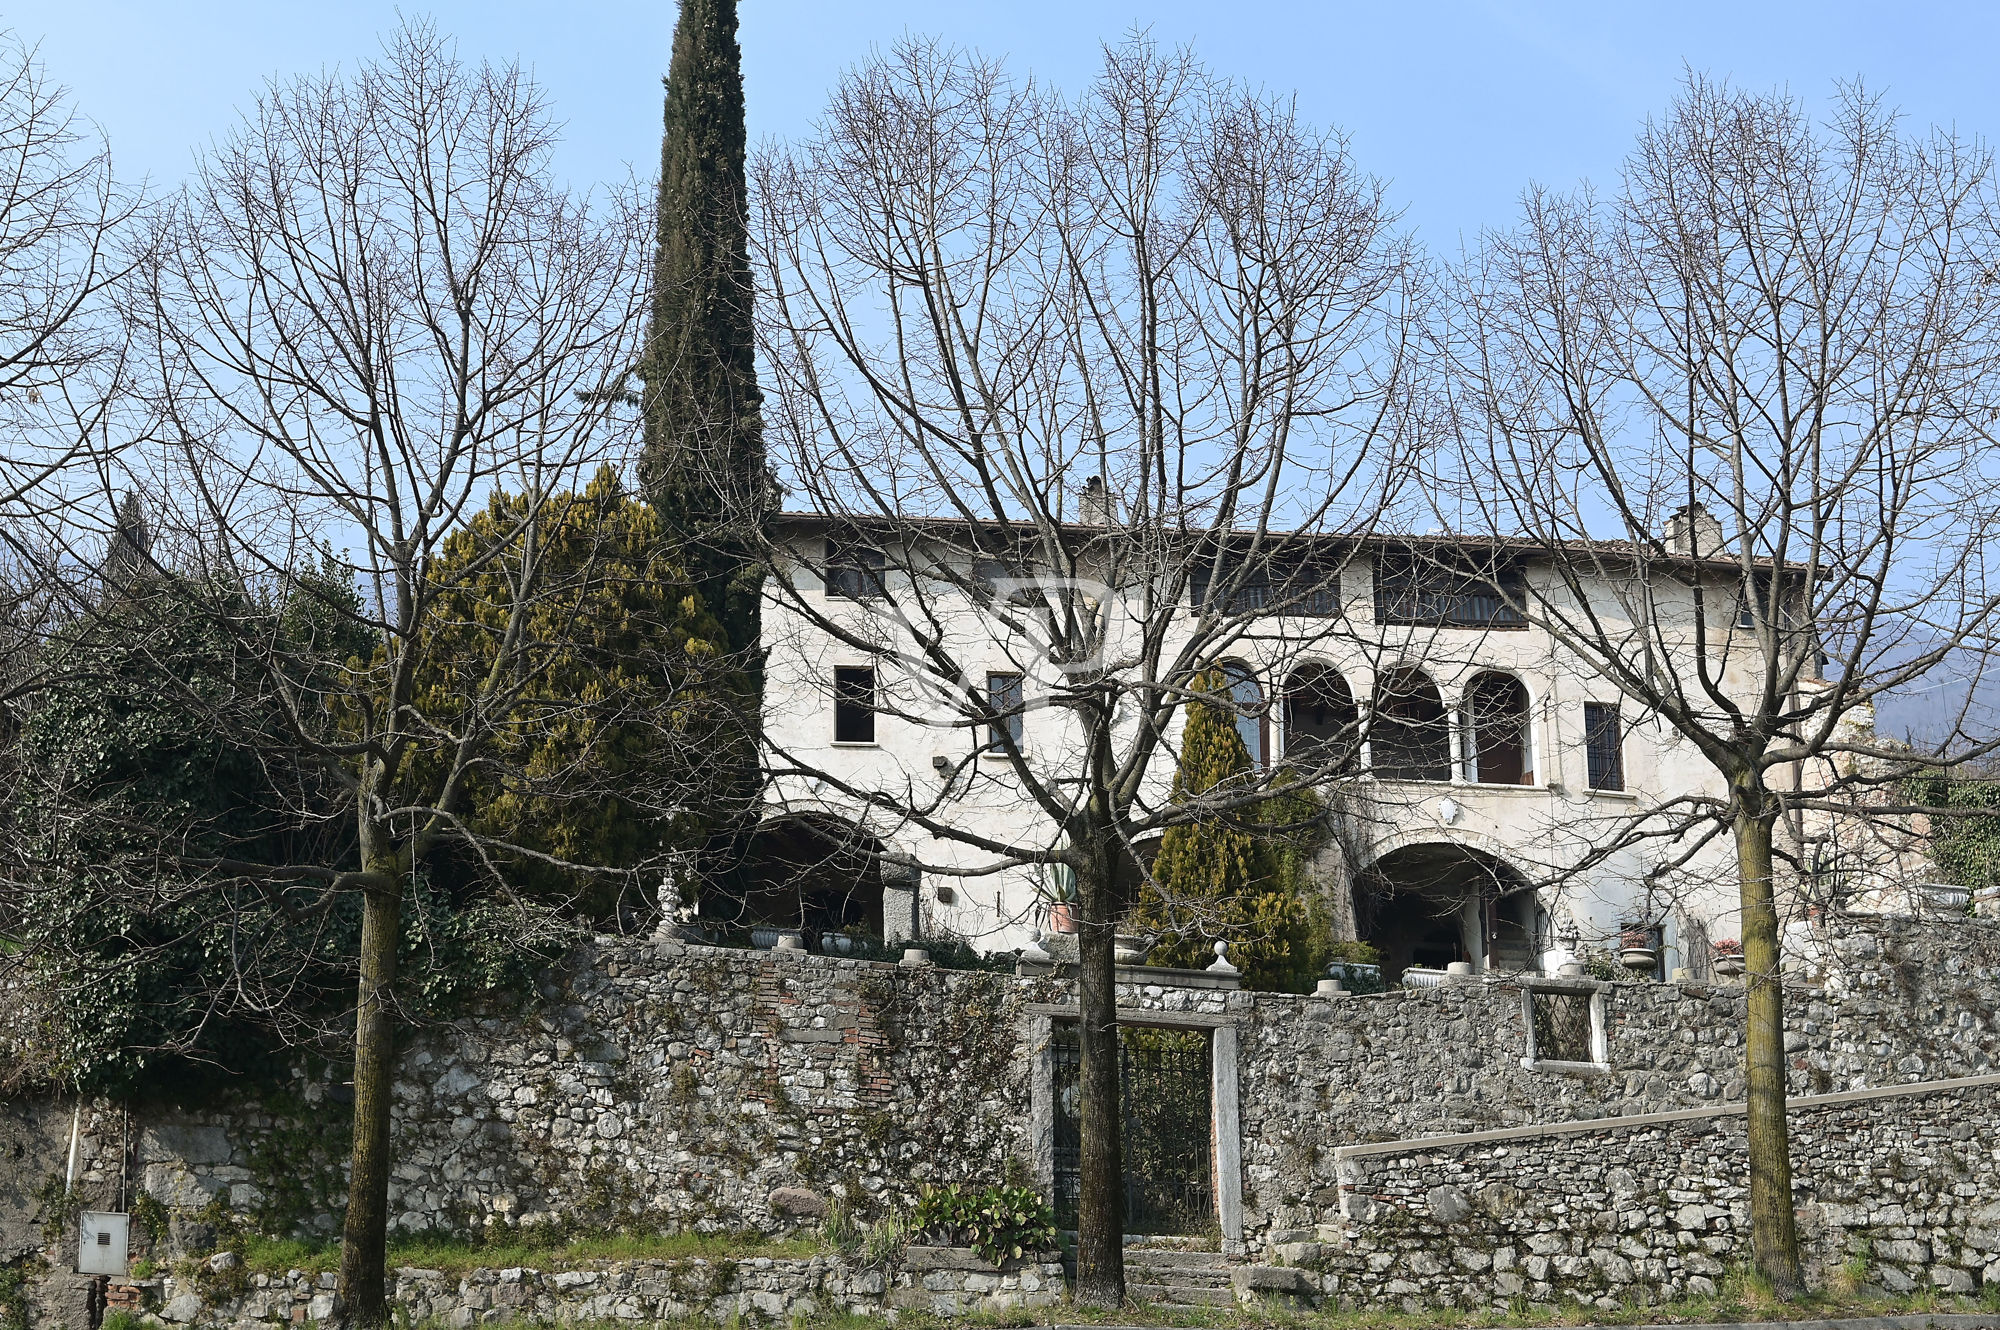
5,911,1999,1320
1234,912,2000,1245
1282,1074,2000,1311
120,1246,1062,1328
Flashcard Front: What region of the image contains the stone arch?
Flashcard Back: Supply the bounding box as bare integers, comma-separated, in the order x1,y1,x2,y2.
1369,665,1450,782
1462,669,1534,785
1282,662,1359,772
1356,838,1539,979
708,812,887,943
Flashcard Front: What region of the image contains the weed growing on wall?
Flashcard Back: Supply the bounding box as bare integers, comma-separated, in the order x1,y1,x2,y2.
244,1085,354,1236
0,1263,27,1330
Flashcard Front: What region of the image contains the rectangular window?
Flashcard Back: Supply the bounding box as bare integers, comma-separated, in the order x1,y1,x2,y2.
1584,701,1624,792
833,665,877,743
1529,990,1596,1064
825,541,886,600
986,672,1024,750
1373,551,1527,628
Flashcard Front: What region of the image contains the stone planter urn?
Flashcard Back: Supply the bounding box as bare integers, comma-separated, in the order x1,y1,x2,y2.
1712,942,1746,978
1113,933,1151,964
1619,930,1657,973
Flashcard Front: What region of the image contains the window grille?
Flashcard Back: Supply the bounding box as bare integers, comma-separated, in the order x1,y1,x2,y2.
1191,560,1340,616
833,665,876,743
1530,991,1595,1064
1584,701,1624,791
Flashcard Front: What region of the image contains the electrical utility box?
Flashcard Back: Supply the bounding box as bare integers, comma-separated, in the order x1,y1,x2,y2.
77,1212,129,1277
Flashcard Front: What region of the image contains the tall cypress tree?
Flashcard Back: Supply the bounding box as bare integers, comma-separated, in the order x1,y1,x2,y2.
640,0,766,660
640,0,768,849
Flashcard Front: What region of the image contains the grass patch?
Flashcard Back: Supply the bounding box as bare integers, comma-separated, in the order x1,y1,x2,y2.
233,1228,822,1278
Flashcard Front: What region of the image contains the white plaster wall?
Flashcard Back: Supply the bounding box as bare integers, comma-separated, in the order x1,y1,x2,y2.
757,531,1775,961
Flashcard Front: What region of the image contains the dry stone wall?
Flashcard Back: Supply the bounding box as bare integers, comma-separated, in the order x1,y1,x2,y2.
1233,913,2000,1246
1283,1075,2000,1310
133,1247,1063,1328
5,912,2000,1321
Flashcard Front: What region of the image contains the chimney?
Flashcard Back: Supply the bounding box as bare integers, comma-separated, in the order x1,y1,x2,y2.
1078,475,1113,527
1664,502,1726,558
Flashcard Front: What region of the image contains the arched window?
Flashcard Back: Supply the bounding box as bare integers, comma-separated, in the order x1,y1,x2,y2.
1369,667,1451,782
1219,661,1268,767
1283,665,1359,771
1464,671,1533,785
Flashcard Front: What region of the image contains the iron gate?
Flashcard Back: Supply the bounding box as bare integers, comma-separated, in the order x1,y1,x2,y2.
1052,1024,1215,1236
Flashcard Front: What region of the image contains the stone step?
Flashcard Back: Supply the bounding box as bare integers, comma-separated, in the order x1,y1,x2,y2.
1130,1283,1239,1308
1120,1249,1233,1272
1123,1235,1218,1250
1124,1268,1235,1289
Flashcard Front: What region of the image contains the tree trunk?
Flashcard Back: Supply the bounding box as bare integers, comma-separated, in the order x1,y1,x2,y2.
337,871,403,1326
1071,848,1125,1308
1735,803,1802,1295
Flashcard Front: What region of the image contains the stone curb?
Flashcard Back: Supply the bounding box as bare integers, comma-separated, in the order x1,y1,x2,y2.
1054,1317,2000,1330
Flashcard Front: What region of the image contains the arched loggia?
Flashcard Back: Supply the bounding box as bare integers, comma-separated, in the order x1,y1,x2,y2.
705,813,886,943
1356,840,1538,979
1369,666,1451,782
1464,670,1534,785
1282,664,1359,771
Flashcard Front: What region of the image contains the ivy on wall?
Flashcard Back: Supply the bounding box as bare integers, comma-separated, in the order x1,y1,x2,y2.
1907,777,2000,892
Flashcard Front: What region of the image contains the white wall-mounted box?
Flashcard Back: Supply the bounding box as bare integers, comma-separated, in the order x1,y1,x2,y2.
77,1211,128,1277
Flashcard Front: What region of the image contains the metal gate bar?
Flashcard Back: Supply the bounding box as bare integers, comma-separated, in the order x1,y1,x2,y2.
1051,1024,1215,1236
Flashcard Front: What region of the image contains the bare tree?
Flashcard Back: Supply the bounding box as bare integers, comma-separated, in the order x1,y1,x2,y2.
750,37,1422,1302
0,31,137,514
1444,77,2000,1291
116,24,673,1323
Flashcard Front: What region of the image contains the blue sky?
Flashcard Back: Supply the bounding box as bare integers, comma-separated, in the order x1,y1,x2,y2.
20,1,2000,250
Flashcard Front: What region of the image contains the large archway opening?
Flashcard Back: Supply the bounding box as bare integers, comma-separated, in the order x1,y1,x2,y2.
706,814,886,944
1357,841,1538,980
1369,666,1451,782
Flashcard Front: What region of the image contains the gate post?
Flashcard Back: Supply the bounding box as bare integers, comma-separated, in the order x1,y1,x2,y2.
1028,1014,1055,1193
1212,1023,1243,1252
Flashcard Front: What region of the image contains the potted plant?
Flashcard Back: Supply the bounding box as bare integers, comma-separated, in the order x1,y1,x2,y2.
1712,938,1746,978
1038,863,1079,934
1619,926,1659,973
1324,940,1385,993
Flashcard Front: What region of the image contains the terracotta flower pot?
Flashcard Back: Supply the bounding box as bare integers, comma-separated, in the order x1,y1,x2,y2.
1049,902,1077,934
